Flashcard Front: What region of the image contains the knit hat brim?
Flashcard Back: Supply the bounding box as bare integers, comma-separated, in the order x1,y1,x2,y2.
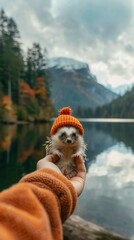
50,107,84,136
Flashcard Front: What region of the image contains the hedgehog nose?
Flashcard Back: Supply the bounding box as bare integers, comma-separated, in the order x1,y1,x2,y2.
67,139,72,144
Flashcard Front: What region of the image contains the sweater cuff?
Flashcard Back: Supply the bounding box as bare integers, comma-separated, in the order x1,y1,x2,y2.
20,169,77,222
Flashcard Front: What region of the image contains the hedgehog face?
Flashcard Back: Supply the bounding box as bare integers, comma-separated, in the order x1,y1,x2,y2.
51,126,83,147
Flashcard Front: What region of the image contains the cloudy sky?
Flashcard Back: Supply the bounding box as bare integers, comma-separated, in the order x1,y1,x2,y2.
1,0,134,88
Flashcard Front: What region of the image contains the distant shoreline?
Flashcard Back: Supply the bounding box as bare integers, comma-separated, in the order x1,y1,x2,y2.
51,117,134,123
79,118,134,123
0,120,49,125
0,118,134,125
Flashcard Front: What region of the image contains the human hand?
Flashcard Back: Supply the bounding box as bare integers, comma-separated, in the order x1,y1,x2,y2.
37,155,61,174
70,155,86,196
37,155,86,196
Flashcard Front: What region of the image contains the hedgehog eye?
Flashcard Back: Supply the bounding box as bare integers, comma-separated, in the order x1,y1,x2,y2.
72,132,76,138
60,132,66,138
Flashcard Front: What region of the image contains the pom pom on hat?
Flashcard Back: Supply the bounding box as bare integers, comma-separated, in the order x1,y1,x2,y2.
50,106,84,136
59,107,72,115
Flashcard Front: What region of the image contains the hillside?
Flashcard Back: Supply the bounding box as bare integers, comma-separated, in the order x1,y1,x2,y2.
47,57,117,113
95,86,134,118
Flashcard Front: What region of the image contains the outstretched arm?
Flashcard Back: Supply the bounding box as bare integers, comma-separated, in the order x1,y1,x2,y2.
0,155,86,240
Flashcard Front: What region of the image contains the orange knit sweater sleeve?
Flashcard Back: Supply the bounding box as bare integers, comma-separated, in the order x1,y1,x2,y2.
0,168,77,240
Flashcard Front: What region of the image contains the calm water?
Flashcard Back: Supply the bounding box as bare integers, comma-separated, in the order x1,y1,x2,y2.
0,121,134,238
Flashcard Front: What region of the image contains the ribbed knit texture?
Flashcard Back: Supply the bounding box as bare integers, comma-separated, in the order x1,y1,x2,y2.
50,107,84,136
0,168,77,240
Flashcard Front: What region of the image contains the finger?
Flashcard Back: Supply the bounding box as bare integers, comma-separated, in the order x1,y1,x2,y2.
36,156,61,174
74,156,86,180
70,156,86,196
39,154,59,164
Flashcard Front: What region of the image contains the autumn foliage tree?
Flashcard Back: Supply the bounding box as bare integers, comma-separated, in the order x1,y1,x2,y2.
0,95,16,122
0,9,54,122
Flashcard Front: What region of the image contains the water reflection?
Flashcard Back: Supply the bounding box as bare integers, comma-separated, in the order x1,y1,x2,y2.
0,121,134,237
0,124,51,190
75,141,134,237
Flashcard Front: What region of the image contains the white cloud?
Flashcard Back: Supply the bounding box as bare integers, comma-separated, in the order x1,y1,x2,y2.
1,0,134,87
88,147,134,187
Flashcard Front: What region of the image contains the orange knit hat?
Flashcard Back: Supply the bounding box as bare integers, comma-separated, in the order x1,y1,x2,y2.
50,107,84,136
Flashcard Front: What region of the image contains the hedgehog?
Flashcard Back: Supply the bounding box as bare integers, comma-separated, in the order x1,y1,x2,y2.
45,107,86,179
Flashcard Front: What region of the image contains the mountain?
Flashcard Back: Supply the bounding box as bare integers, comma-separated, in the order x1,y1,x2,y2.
106,83,134,96
95,86,134,118
47,57,88,71
47,57,117,113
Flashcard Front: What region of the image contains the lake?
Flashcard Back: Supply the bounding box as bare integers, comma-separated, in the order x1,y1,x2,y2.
0,121,134,238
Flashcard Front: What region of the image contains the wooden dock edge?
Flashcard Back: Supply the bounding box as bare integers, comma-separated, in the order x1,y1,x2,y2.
63,215,129,240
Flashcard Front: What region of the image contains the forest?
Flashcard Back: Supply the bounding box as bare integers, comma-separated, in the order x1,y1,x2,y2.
94,86,134,118
0,9,54,123
1,8,133,122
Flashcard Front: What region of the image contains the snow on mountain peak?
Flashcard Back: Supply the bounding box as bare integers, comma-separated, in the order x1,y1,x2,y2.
46,57,89,70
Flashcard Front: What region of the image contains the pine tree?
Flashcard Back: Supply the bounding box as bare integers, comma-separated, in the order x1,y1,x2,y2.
0,9,24,104
0,9,54,121
25,43,51,99
25,43,46,87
